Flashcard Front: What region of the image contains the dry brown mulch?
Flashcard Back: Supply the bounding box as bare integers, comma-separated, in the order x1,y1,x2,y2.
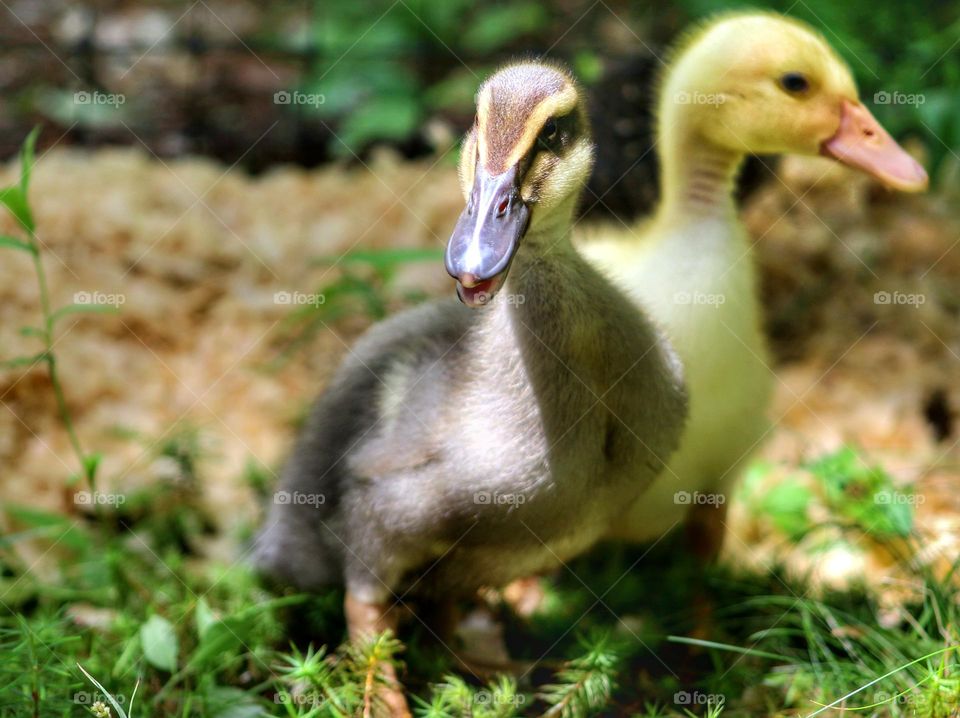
2,146,958,592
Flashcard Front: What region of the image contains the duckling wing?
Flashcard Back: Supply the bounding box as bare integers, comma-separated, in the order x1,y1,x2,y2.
254,299,472,590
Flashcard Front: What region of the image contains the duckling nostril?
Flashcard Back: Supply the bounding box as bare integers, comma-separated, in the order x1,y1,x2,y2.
497,198,509,216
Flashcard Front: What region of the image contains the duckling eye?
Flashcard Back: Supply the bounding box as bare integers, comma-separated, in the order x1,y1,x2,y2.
539,118,558,145
779,72,809,94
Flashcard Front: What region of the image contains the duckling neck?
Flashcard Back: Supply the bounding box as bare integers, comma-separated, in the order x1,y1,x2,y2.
490,217,584,338
657,123,743,225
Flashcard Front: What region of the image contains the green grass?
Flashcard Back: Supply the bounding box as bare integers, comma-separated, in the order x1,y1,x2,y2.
3,478,958,717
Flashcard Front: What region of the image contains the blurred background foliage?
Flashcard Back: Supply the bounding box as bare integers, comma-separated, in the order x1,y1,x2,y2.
12,0,958,177
299,0,960,167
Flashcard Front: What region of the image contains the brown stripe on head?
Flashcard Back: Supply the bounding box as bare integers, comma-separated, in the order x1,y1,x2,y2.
476,63,579,175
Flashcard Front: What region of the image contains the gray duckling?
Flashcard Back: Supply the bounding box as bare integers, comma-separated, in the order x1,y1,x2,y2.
255,60,688,715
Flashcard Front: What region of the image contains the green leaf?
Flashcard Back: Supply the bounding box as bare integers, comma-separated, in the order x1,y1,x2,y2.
0,352,47,369
204,685,270,718
195,598,216,639
335,96,421,155
50,303,120,325
574,50,605,84
0,234,36,254
21,126,40,195
82,453,102,483
188,596,305,672
462,3,548,54
140,615,179,672
188,617,245,671
1,504,89,551
808,447,913,538
761,478,813,540
423,68,482,112
0,186,34,232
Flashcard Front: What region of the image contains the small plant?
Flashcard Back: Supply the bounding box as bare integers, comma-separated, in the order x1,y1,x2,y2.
808,447,914,539
272,631,404,716
0,128,118,490
417,674,525,718
273,246,443,363
77,664,140,718
540,632,622,717
742,447,916,542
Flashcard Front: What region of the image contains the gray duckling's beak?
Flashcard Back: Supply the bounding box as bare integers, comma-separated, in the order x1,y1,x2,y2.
445,163,530,308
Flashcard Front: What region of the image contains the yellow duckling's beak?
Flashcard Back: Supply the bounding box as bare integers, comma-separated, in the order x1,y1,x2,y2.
821,99,928,193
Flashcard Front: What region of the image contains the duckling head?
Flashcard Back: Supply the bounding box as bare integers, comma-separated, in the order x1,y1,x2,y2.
446,61,594,307
660,13,927,192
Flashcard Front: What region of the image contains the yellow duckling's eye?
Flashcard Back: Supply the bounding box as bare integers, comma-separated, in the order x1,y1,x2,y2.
779,72,810,95
539,117,559,145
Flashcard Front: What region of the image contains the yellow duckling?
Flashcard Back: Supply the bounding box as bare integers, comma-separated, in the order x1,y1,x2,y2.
579,12,928,550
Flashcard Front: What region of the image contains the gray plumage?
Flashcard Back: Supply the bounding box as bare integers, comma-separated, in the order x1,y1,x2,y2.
255,242,686,605
254,61,688,608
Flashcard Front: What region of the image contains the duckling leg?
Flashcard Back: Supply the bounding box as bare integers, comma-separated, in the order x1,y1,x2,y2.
684,500,727,641
684,500,727,563
344,592,412,718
